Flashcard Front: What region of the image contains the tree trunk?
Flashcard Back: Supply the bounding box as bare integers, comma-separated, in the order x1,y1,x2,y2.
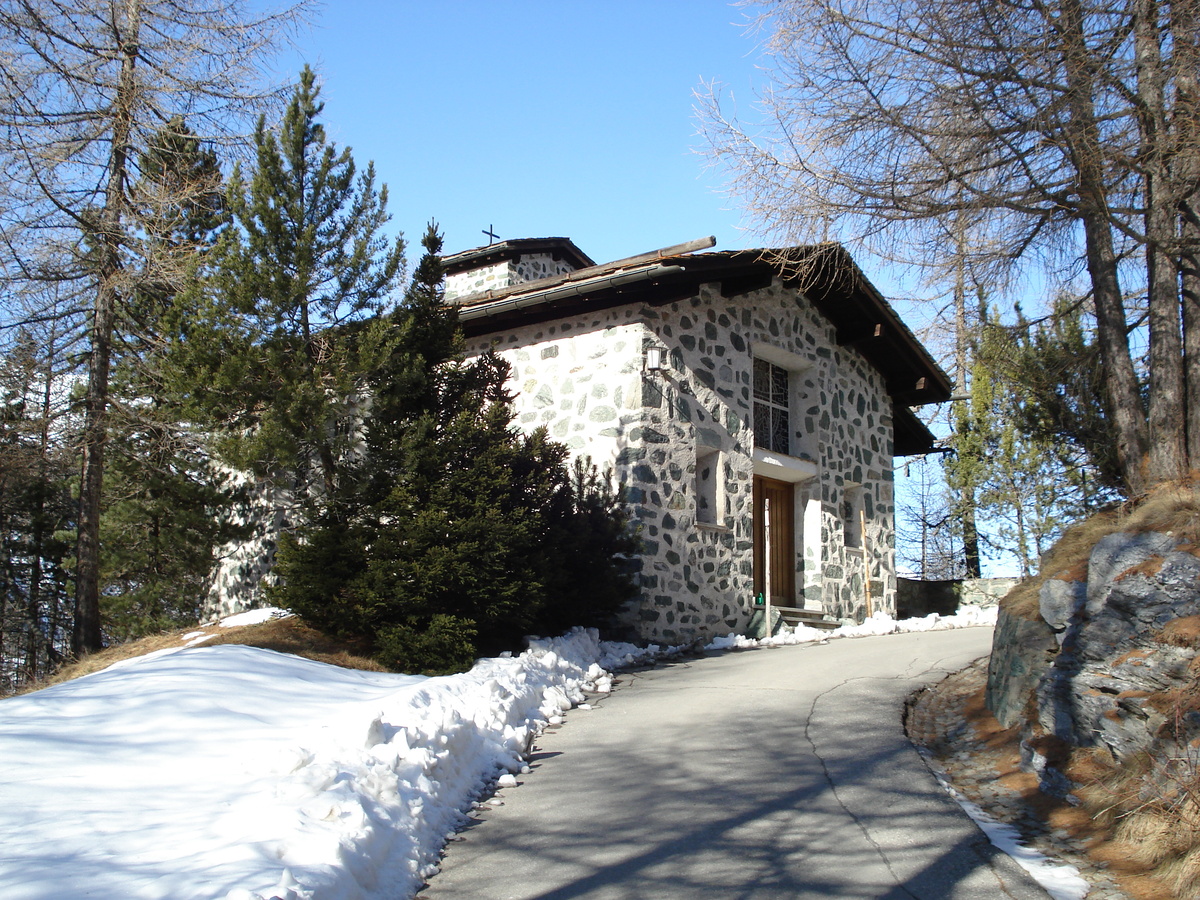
1058,0,1150,495
1185,255,1200,470
953,251,981,577
1174,0,1200,471
26,324,58,681
0,490,9,689
73,0,141,656
1136,0,1188,484
1014,487,1031,578
74,283,117,656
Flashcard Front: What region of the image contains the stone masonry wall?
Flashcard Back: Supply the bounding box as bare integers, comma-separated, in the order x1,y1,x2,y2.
467,277,896,644
663,280,896,624
446,252,580,302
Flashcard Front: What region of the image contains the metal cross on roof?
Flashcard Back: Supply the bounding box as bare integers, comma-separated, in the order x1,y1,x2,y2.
482,224,499,244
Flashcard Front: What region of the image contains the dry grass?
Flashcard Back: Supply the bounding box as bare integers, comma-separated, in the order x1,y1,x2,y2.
922,676,1160,895
999,477,1200,622
201,616,385,671
949,688,1188,899
1155,616,1200,650
1072,748,1154,831
999,509,1122,620
1075,662,1200,890
1072,739,1200,899
19,615,386,696
1123,476,1200,541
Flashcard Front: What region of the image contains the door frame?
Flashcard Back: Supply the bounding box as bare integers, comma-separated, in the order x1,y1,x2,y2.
753,475,795,605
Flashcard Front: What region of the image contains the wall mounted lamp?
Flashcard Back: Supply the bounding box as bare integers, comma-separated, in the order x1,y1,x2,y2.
645,346,665,372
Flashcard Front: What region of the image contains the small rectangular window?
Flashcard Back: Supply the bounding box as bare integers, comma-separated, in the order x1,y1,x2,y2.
753,358,790,454
696,448,720,525
843,486,863,548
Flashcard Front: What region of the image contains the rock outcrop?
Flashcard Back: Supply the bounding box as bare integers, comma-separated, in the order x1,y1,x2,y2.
984,603,1057,729
987,529,1200,785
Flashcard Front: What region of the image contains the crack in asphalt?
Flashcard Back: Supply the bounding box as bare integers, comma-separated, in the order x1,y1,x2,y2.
800,663,1025,900
801,674,923,899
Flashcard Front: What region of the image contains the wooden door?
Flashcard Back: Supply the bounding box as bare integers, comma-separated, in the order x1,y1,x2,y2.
753,476,795,605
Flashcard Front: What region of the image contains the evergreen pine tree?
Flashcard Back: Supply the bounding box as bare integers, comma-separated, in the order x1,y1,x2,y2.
0,328,76,691
273,226,637,674
943,298,1121,575
99,119,241,640
1001,298,1125,495
178,65,405,501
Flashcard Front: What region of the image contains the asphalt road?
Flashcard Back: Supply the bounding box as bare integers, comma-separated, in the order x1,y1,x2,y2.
418,627,1051,900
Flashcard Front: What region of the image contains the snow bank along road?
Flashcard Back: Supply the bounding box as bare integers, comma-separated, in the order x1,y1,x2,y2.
0,623,639,900
421,628,1052,900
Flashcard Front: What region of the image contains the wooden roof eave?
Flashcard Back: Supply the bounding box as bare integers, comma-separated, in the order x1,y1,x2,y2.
773,246,952,406
455,242,953,412
892,403,939,457
442,237,596,276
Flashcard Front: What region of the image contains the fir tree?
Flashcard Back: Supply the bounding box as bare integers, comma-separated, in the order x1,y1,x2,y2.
0,331,74,691
0,0,311,655
180,65,405,501
1001,298,1125,496
942,298,1121,576
273,227,637,674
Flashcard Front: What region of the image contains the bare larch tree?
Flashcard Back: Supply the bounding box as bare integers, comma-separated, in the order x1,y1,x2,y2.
0,0,310,654
700,0,1200,496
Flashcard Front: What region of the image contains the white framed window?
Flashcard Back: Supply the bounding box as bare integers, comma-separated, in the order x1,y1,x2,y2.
753,358,790,455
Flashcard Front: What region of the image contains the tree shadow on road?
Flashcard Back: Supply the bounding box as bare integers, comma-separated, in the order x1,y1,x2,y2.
422,638,1046,899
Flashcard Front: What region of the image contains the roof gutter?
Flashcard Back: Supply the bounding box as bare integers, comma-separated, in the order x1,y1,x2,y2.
457,262,686,322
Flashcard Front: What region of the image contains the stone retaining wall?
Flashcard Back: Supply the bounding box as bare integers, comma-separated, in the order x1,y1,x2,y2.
898,576,1021,619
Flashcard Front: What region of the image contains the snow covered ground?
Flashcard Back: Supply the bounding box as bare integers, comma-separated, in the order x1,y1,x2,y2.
704,605,1000,650
1,605,1081,900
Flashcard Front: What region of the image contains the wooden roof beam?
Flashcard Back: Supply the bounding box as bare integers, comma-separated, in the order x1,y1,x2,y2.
837,322,884,346
719,271,774,298
890,376,934,404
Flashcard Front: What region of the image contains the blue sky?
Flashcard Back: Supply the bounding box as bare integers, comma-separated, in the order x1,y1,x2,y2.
277,2,998,574
279,1,768,266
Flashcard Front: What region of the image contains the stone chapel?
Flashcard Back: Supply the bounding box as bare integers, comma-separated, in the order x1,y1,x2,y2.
442,236,952,644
